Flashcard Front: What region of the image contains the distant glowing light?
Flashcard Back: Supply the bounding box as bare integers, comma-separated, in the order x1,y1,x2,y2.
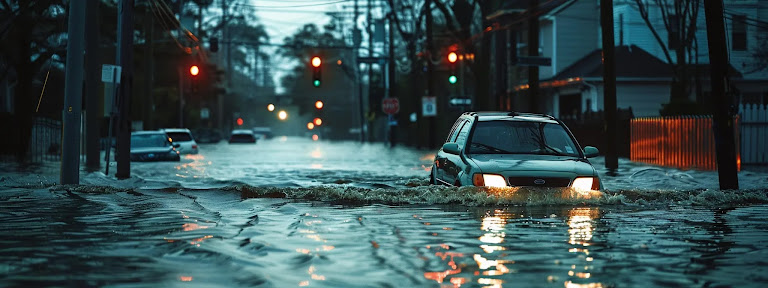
189,65,199,76
312,134,319,141
307,122,315,130
313,118,322,126
447,52,458,63
315,100,324,109
337,59,342,65
311,56,321,67
180,276,193,282
267,104,275,111
278,110,288,120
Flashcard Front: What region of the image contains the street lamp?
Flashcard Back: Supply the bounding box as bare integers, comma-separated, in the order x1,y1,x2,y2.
278,110,288,120
267,103,275,112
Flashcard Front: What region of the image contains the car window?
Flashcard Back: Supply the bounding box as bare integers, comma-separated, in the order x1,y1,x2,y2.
453,120,471,144
467,121,580,156
166,132,193,142
231,134,254,141
131,134,168,148
445,119,463,143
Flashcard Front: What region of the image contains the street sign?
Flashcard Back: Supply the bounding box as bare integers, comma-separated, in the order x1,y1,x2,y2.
101,65,122,83
382,98,400,115
449,98,472,106
422,96,437,117
517,56,552,66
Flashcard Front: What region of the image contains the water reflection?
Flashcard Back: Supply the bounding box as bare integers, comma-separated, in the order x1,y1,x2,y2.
566,208,603,287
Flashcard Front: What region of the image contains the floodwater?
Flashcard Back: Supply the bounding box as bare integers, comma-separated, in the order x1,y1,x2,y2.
1,137,768,287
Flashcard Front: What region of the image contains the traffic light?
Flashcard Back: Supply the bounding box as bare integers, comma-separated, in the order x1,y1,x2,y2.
190,65,200,77
189,65,200,93
236,117,244,126
447,52,457,85
311,56,322,87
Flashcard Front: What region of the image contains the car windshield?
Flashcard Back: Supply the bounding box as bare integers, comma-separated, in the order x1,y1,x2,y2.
468,120,581,157
131,134,169,148
166,132,193,142
231,134,254,141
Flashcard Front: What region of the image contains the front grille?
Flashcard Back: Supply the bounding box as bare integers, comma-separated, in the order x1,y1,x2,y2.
508,177,571,187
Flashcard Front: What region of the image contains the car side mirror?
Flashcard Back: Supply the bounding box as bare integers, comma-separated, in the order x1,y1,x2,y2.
442,143,461,155
584,146,599,158
173,143,181,148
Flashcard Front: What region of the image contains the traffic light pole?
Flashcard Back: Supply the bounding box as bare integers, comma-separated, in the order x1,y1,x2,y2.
115,0,134,180
61,0,86,184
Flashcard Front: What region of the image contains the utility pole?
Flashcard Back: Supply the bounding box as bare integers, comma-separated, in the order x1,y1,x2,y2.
704,0,739,190
600,0,618,174
355,0,365,143
85,0,101,171
144,9,154,130
61,0,86,184
495,30,508,109
222,0,230,134
388,11,396,147
426,0,435,148
367,0,373,142
527,0,540,113
116,0,134,180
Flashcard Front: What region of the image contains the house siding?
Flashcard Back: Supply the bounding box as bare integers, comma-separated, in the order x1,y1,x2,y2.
550,0,600,79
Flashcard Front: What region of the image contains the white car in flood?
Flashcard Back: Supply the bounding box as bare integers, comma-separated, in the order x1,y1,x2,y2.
162,128,199,154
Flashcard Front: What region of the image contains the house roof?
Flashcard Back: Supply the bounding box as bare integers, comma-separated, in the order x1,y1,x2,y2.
549,45,742,81
550,45,673,80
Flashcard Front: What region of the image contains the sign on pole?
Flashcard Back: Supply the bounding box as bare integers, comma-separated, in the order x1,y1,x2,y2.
101,64,122,83
449,98,472,106
422,96,437,117
382,97,400,115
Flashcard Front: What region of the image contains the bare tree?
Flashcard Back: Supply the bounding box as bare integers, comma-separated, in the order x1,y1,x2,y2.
634,0,700,112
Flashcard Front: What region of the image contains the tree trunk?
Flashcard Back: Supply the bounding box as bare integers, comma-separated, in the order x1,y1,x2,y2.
13,27,34,163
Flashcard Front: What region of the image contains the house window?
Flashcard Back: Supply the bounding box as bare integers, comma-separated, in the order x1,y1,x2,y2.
732,15,747,51
668,14,679,50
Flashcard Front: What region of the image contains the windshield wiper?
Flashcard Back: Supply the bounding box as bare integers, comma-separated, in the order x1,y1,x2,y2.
539,144,571,156
470,143,515,154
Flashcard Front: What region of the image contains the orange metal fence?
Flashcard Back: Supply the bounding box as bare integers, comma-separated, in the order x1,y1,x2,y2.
630,116,740,171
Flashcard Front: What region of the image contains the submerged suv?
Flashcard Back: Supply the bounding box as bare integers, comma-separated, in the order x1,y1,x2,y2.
163,128,199,154
430,112,602,191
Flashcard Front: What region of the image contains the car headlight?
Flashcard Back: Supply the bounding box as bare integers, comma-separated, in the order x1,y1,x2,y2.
571,177,598,192
473,173,507,187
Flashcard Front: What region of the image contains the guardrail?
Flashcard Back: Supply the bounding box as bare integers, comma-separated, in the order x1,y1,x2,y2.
630,116,740,171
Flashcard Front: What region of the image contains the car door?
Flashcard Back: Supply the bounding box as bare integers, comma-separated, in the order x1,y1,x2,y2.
435,119,464,185
443,120,472,186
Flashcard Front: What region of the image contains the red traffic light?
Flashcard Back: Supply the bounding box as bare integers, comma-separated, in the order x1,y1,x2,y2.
311,56,322,68
313,118,322,126
236,117,243,126
190,65,200,76
447,52,458,63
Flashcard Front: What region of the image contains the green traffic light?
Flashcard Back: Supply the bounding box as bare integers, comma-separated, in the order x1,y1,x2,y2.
313,80,321,87
448,75,457,84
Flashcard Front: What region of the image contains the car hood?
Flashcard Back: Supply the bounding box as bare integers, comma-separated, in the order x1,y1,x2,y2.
468,154,595,176
131,147,173,154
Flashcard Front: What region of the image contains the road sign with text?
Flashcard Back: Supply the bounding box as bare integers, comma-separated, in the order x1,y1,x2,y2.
382,98,400,115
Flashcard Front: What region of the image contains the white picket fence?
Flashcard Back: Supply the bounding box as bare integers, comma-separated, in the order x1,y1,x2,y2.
739,104,768,165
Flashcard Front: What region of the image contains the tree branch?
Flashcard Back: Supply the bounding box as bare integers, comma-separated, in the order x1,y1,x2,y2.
633,0,674,65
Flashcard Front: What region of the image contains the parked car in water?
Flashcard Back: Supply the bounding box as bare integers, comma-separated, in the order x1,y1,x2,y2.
130,131,181,162
229,129,257,143
162,128,199,154
252,127,274,140
430,112,602,191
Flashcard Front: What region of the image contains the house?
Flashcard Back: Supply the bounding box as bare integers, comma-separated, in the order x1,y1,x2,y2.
488,0,768,118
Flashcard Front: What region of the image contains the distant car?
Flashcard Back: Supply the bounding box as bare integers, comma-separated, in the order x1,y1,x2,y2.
129,131,181,162
252,127,273,140
229,129,257,143
193,128,222,144
163,128,199,154
431,112,602,191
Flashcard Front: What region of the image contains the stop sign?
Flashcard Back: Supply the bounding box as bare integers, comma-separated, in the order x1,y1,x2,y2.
382,98,400,115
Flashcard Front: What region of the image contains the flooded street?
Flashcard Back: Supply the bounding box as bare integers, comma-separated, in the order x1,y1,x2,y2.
2,137,768,287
